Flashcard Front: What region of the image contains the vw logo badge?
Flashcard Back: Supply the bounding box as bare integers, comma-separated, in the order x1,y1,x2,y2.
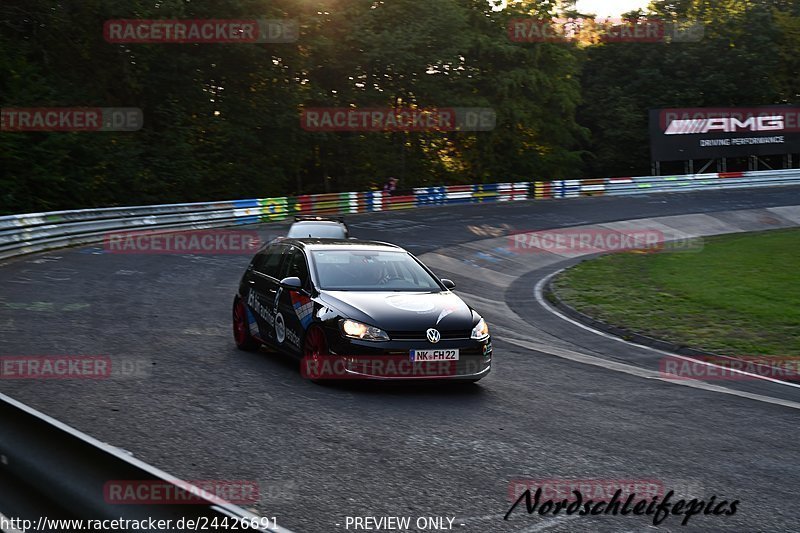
426,328,441,344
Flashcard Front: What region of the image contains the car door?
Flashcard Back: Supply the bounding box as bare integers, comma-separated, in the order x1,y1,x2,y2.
247,243,288,346
273,246,313,355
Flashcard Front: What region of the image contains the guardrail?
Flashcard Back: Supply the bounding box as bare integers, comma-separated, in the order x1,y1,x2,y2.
2,169,799,260
533,169,800,198
0,392,294,531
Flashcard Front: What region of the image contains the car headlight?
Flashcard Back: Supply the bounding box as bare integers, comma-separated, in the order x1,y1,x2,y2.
471,318,489,340
340,319,390,341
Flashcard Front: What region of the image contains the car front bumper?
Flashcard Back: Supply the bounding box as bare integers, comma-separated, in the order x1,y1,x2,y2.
321,335,493,380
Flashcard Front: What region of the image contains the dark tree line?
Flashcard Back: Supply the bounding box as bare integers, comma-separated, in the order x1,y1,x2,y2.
1,0,798,214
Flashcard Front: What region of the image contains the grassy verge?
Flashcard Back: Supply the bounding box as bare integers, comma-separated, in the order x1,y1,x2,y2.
551,229,800,357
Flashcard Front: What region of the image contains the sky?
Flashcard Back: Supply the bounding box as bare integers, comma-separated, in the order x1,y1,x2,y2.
574,0,651,18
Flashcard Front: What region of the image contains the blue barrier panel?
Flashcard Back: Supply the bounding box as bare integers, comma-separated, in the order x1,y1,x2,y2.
414,187,446,206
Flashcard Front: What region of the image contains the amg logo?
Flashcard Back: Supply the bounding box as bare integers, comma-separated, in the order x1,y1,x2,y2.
665,116,784,135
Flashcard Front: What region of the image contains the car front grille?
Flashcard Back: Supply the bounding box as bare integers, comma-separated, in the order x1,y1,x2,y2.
388,330,473,341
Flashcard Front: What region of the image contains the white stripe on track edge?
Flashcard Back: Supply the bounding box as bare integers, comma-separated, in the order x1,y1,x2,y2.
534,270,800,390
495,270,800,411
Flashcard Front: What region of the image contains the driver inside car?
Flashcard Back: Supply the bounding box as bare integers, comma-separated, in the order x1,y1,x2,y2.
354,257,386,286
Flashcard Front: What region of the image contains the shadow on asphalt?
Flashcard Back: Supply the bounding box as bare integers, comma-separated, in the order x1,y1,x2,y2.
310,380,486,396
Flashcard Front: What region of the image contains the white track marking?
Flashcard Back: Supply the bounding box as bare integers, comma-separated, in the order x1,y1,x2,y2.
535,270,800,390
501,331,800,411
494,272,800,409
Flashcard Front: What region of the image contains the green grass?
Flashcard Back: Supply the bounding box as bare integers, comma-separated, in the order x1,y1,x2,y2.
551,229,800,357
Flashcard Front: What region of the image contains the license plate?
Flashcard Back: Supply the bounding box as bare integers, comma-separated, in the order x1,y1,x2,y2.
410,349,460,361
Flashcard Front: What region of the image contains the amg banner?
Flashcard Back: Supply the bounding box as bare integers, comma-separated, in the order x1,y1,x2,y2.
650,107,800,161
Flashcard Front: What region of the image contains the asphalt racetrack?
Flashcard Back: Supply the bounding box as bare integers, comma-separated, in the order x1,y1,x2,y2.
2,187,800,532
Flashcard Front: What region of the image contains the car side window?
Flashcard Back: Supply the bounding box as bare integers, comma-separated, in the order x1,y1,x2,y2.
281,247,310,287
254,244,287,279
248,252,266,272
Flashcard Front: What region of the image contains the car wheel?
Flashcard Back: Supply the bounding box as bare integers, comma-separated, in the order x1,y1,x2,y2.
303,325,330,381
233,297,259,351
303,325,328,357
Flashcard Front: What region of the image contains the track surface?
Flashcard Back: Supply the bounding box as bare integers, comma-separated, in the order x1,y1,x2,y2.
2,187,800,532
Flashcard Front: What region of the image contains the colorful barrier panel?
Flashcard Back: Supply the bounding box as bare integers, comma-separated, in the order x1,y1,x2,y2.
534,181,552,199
3,169,800,260
580,179,605,196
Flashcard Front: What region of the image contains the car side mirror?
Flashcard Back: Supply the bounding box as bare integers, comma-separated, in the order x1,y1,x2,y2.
441,279,456,290
280,276,303,290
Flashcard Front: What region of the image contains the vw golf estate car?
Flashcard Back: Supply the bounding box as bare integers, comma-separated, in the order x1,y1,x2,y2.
232,239,492,381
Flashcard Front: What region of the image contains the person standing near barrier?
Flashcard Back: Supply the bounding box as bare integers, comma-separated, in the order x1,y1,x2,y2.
382,177,398,196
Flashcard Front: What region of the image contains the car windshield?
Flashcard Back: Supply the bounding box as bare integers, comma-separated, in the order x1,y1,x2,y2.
287,223,345,239
311,250,442,291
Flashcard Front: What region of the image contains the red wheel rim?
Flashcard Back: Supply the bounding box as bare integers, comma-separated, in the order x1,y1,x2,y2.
233,300,248,345
304,327,327,358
